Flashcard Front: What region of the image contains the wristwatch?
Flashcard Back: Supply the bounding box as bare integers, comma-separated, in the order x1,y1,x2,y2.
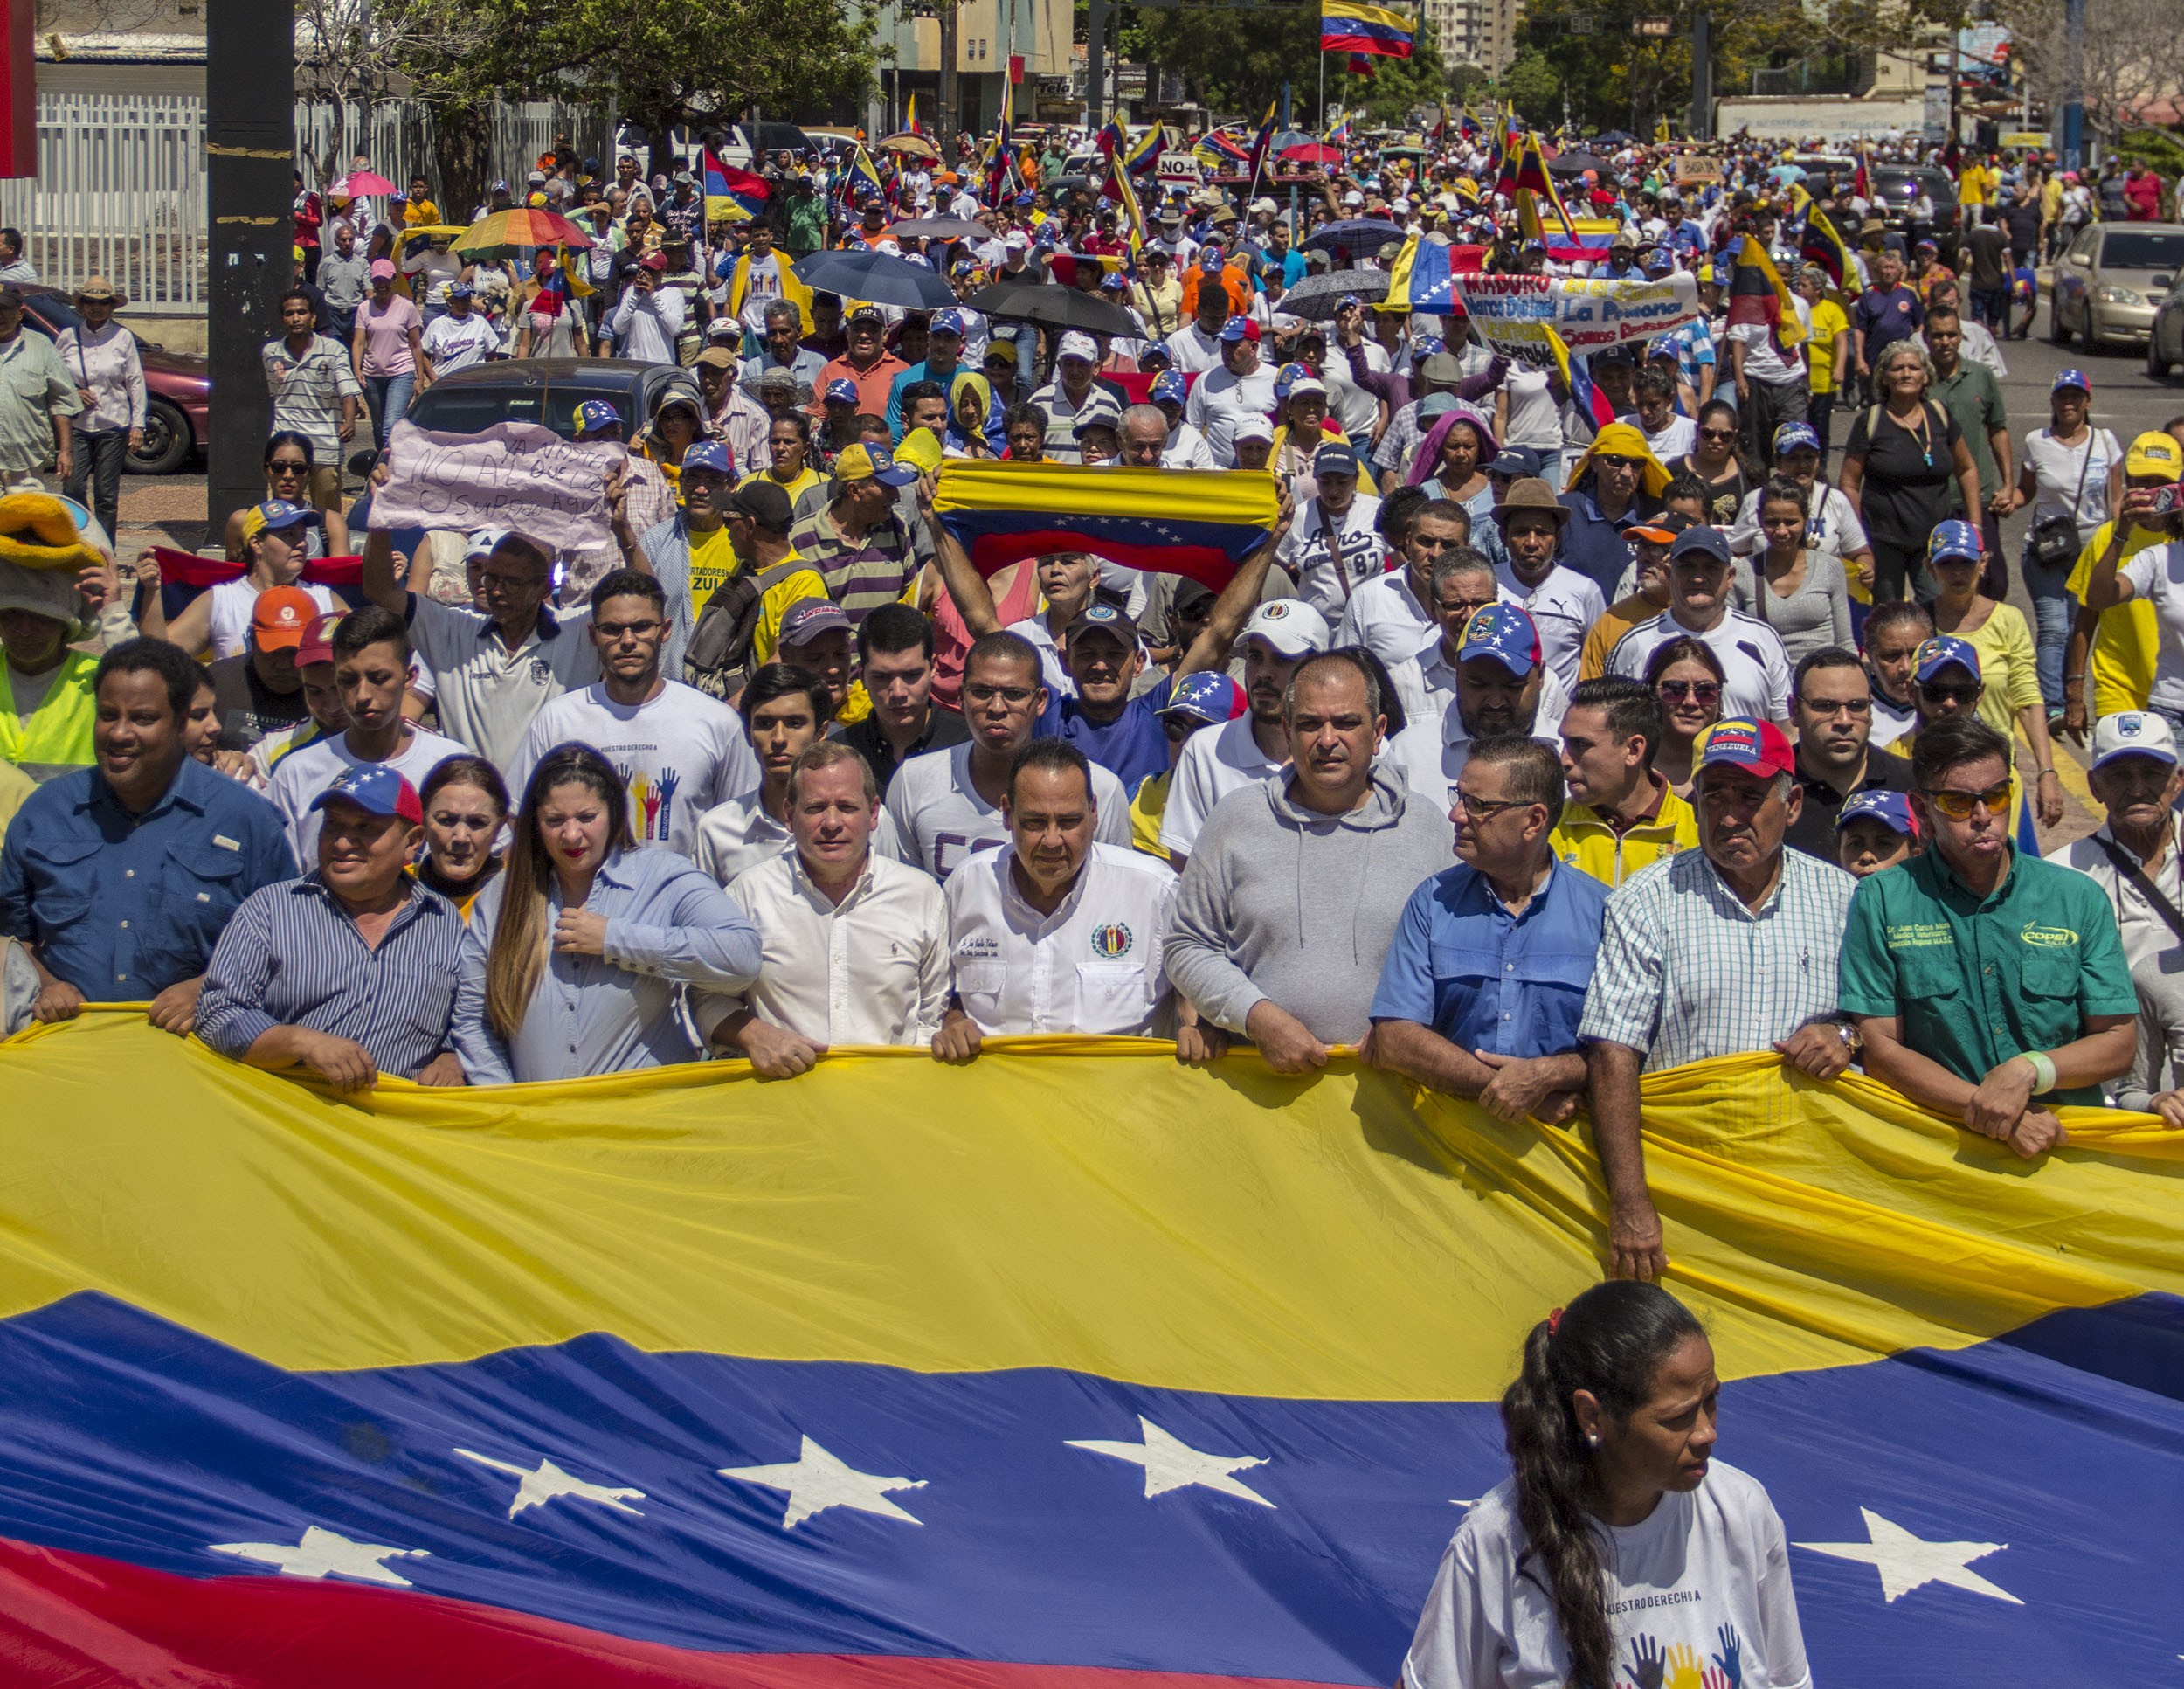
1835,1021,1865,1058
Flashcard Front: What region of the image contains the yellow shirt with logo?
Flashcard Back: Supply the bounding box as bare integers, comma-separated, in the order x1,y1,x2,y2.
1550,784,1700,888
2064,519,2168,717
1806,298,1850,396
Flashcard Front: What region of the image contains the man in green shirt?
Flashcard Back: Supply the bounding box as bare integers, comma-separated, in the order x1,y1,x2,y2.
1840,713,2137,1159
1924,302,2013,579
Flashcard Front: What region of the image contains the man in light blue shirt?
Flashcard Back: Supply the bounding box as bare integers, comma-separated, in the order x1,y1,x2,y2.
1368,735,1607,1129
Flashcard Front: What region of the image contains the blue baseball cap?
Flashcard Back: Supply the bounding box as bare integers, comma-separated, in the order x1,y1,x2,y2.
447,280,474,299
1064,601,1138,647
1151,370,1187,405
2052,368,2091,394
571,398,622,436
309,764,422,825
929,308,967,338
1409,334,1445,361
1771,422,1821,457
1313,443,1359,478
823,377,860,406
1161,669,1244,725
834,441,918,487
1837,789,1918,839
681,440,734,476
1669,525,1732,567
1912,634,1982,686
1926,519,1982,564
1490,445,1544,480
1455,603,1542,677
244,498,320,537
1219,315,1259,343
1013,191,1034,205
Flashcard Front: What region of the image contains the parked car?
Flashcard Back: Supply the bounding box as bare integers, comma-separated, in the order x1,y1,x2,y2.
15,285,209,475
398,356,700,442
2146,272,2184,377
2052,222,2184,350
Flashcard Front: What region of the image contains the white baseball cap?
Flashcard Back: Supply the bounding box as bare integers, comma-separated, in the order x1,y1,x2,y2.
2091,710,2180,772
1231,415,1275,446
1056,330,1099,362
1234,597,1330,659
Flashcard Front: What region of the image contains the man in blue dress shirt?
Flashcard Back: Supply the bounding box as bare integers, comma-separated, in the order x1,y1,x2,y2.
0,638,292,1033
1366,733,1609,1126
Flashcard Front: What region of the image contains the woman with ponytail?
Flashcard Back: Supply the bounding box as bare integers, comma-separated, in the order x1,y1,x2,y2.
1402,1282,1811,1689
449,744,763,1083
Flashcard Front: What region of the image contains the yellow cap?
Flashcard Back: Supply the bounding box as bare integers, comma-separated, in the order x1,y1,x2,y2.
2126,430,2183,480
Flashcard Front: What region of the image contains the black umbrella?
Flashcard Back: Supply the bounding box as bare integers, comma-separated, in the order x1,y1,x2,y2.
1593,129,1641,148
1275,268,1393,321
1300,218,1406,257
1547,150,1611,177
791,249,958,310
966,279,1139,337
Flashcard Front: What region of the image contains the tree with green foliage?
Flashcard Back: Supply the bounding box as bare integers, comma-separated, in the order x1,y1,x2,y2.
1352,36,1456,127
1132,5,1322,120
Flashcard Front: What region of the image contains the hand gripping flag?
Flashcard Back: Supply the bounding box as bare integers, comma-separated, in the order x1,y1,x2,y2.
1320,0,1416,57
933,460,1278,589
3,1020,2184,1686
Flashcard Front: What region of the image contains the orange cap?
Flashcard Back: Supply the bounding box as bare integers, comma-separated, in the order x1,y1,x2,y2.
250,585,320,651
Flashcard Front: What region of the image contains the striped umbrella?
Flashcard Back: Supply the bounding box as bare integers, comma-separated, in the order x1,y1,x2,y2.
452,208,595,259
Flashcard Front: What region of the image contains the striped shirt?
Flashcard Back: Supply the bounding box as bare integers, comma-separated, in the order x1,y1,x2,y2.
197,874,465,1079
786,503,917,626
1578,845,1858,1071
260,333,363,460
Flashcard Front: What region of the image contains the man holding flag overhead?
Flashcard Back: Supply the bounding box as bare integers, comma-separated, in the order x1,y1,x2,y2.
1725,230,1812,465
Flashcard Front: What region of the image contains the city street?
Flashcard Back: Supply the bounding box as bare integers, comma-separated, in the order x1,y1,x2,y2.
108,291,2184,851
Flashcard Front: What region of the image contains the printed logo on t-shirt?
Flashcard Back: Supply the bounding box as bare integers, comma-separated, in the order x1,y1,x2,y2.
620,765,683,842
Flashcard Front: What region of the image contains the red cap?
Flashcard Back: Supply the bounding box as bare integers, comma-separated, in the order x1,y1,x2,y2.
1697,717,1795,781
295,610,343,668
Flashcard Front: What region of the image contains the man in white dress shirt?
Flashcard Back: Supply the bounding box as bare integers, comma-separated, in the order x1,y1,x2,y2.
714,741,950,1077
694,663,829,887
1335,497,1472,667
931,739,1182,1056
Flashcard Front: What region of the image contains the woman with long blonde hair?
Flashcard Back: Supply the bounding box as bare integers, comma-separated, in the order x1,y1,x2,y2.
449,744,760,1083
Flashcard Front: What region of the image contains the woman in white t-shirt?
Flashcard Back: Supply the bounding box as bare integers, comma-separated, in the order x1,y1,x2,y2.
1403,1283,1811,1689
154,500,341,661
2014,372,2123,718
1493,362,1564,485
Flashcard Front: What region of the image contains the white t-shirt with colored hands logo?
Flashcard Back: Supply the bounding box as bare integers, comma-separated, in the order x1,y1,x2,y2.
1403,1461,1812,1689
510,681,758,862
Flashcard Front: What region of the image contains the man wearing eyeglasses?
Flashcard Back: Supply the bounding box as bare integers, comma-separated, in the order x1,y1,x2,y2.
1367,736,1607,1129
1781,647,1915,861
1841,713,2137,1160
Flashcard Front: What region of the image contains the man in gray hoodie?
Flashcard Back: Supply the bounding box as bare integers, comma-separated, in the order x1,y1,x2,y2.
1165,650,1452,1073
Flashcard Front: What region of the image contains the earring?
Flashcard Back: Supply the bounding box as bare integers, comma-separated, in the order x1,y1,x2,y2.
1586,1433,1600,1448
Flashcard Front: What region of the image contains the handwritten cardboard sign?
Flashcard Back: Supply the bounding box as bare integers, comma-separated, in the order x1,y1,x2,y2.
368,419,629,552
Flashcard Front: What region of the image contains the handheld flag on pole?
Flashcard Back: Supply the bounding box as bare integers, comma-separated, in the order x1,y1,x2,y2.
1728,233,1808,353
1124,124,1164,176
1320,0,1417,57
1246,100,1278,196
1787,184,1857,293
702,149,768,225
906,93,923,136
1549,326,1618,433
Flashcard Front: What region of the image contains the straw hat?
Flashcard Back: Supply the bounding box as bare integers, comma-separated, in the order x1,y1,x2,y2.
73,275,123,306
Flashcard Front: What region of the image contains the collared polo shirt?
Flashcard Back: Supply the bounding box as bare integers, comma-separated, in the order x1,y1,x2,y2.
1370,857,1609,1057
0,329,80,474
196,873,465,1079
1580,846,1859,1071
1551,782,1700,889
0,757,294,997
1838,848,2137,1104
1556,489,1659,599
785,504,917,626
404,594,601,770
1783,749,1917,862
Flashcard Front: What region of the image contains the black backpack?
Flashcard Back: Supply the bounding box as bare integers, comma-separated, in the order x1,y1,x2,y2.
682,555,811,702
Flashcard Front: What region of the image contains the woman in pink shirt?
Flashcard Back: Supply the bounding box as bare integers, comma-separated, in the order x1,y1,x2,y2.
351,259,425,447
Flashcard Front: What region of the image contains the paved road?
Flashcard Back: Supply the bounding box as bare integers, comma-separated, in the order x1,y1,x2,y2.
111,295,2184,850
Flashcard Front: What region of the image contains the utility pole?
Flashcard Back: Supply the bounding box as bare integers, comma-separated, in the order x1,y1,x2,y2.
2061,0,2084,172
207,0,294,535
1088,0,1108,130
1689,12,1711,141
939,0,960,152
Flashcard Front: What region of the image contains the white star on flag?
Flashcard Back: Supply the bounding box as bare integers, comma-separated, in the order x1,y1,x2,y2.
453,1447,646,1519
1067,1415,1275,1507
208,1525,429,1587
1795,1508,2022,1604
718,1436,927,1529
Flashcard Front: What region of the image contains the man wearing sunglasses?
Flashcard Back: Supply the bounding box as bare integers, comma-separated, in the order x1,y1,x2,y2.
1841,713,2137,1161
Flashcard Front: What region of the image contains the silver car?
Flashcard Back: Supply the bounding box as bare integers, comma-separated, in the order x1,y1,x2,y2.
2052,221,2184,350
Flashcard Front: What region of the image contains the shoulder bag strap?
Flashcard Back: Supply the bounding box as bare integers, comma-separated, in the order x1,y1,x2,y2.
2094,832,2184,947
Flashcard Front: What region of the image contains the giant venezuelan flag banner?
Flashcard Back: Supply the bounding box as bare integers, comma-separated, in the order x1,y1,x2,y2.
3,1014,2183,1684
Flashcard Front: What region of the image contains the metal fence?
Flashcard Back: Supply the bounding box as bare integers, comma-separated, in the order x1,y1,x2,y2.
294,100,616,201
0,92,205,308
0,91,614,312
